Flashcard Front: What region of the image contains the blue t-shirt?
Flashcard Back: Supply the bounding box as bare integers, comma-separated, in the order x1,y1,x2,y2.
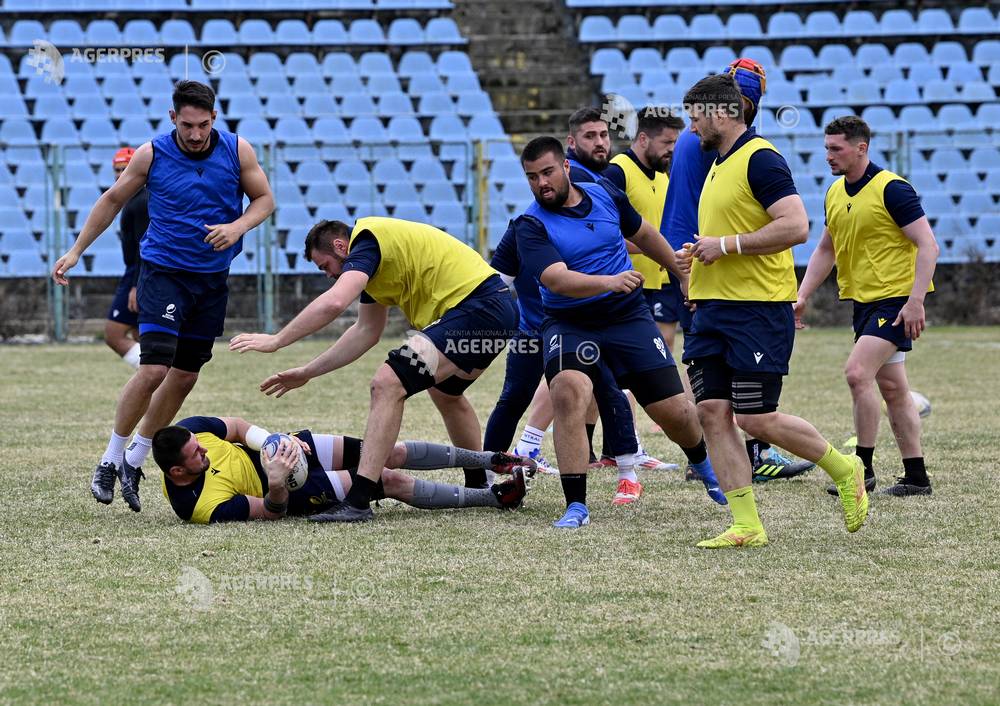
490,221,544,334
514,179,644,322
144,129,244,273
660,129,716,250
830,161,925,228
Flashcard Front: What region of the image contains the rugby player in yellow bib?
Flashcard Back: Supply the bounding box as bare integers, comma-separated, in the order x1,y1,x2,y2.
230,217,520,522
679,75,869,548
796,116,939,498
151,416,529,523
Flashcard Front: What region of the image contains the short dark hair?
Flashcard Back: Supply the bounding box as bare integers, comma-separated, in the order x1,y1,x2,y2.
520,136,565,165
683,74,744,124
568,107,606,136
636,107,685,138
825,116,871,144
172,80,216,113
304,220,351,261
152,426,194,472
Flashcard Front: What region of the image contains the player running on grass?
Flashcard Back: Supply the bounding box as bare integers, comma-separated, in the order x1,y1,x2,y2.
679,74,868,548
796,116,938,498
151,415,530,524
230,217,518,523
53,80,274,514
513,136,726,529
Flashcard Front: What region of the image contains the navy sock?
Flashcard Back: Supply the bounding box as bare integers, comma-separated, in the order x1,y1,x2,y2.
560,473,587,506
681,439,708,466
345,475,377,509
585,424,597,463
464,468,487,489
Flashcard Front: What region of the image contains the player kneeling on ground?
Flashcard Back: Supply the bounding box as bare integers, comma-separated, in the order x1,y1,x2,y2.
152,416,530,524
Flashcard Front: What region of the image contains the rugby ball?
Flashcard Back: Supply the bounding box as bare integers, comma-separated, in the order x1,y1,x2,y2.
261,433,309,490
881,390,931,419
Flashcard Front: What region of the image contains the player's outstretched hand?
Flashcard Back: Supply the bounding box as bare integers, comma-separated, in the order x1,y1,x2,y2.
260,367,311,398
893,298,926,340
792,297,808,330
52,251,79,285
608,270,644,294
230,332,280,354
204,222,244,252
688,234,725,265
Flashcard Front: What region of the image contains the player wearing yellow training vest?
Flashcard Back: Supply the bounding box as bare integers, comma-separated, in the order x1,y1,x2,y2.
152,415,529,523
229,217,518,523
796,116,939,498
603,109,686,351
679,74,869,549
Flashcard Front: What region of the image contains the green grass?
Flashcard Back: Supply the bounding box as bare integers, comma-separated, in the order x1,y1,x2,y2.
1,327,998,705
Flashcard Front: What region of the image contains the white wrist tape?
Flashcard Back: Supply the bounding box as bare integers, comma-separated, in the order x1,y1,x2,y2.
245,425,271,451
719,236,728,256
735,234,743,255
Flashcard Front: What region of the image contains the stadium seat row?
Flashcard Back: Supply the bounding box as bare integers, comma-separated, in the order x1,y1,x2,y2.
579,8,998,42
1,0,452,9
1,17,465,47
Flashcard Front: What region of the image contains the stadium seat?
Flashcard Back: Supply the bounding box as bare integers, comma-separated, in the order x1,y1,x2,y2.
856,44,892,69
350,19,386,44
384,181,422,206
869,65,904,85
884,80,921,105
358,52,394,77
616,15,649,42
804,11,840,38
398,51,436,77
256,75,293,97
767,13,803,38
264,96,303,119
421,179,458,205
652,15,687,41
959,192,994,216
369,75,404,95
880,9,917,36
377,93,413,117
938,103,977,131
50,20,86,45
969,148,1000,171
41,119,79,146
425,18,465,44
4,250,47,277
237,118,274,145
467,115,505,140
580,17,615,43
79,119,117,144
71,92,112,120
945,171,985,194
14,162,46,187
276,20,312,45
932,42,969,67
860,106,899,131
807,81,845,106
340,94,378,117
275,118,311,144
959,7,998,34
387,18,425,46
702,47,736,71
962,81,995,102
249,53,285,77
161,20,197,46
330,74,367,96
842,11,878,37
591,49,627,76
899,105,938,131
409,157,448,184
917,9,953,35
239,19,275,45
817,45,853,70
779,46,818,72
688,14,725,40
726,13,762,39
8,21,46,47
33,94,72,119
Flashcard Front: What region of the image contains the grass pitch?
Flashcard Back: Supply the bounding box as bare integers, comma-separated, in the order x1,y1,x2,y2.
1,327,998,705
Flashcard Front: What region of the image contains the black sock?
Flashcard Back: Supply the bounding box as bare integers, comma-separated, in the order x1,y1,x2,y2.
745,439,760,465
560,473,587,506
856,446,875,477
585,424,597,463
681,438,708,466
464,467,487,489
345,475,377,509
902,457,928,486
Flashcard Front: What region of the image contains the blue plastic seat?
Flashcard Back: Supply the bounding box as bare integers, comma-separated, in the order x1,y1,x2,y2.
409,157,448,184
446,74,481,94
78,119,117,144
842,10,878,37
580,17,615,43
50,20,85,45
808,81,845,106
275,118,310,143
398,51,436,77
726,13,761,39
804,11,840,37
779,46,818,71
429,114,467,142
341,181,380,209
9,20,47,46
932,42,968,66
4,250,47,277
33,94,72,119
371,158,407,184
939,103,977,131
239,19,275,45
314,20,349,46
161,19,196,46
285,53,321,79
349,19,385,44
969,148,1000,171
437,51,474,77
350,116,388,142
651,15,686,40
359,52,394,77
168,54,208,82
817,44,853,70
930,149,965,173
248,53,284,77
378,93,414,117
313,117,351,143
386,116,424,141
767,13,803,38
341,94,378,117
118,118,153,145
201,19,238,45
368,75,403,94
123,20,160,46
84,20,121,45
860,106,899,130
256,75,293,97
924,80,960,103
883,79,921,105
384,181,421,205
945,171,984,194
880,9,917,35
421,179,457,205
688,14,725,40
226,94,264,120
917,9,953,35
109,94,146,118
332,159,370,184
330,74,366,95
962,81,995,102
467,115,505,139
960,192,994,216
455,92,492,116
425,18,465,44
237,118,274,145
959,8,998,34
388,18,424,45
276,19,311,45
302,94,338,117
408,74,447,96
590,48,627,75
856,44,892,69
41,118,79,145
293,160,329,186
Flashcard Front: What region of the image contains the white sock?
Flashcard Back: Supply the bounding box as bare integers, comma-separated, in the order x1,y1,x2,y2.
124,433,152,468
122,343,140,369
101,431,130,467
616,453,639,483
514,425,545,455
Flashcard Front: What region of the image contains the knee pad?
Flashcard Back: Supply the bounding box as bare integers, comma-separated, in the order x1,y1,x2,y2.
730,373,784,414
385,344,436,397
434,375,475,397
172,337,214,373
686,356,732,404
139,331,178,367
619,366,685,407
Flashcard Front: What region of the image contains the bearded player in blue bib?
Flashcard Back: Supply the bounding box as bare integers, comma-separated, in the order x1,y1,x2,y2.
513,137,725,528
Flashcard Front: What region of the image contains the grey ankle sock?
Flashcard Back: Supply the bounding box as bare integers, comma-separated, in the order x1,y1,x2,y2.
409,478,500,509
402,441,493,470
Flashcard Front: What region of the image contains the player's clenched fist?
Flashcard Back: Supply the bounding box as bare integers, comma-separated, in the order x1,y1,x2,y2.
607,270,644,294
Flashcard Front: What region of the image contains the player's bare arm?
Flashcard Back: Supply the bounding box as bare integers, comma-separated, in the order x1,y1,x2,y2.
259,302,389,398
794,227,837,327
204,137,275,252
686,194,809,264
894,216,941,339
52,142,152,284
539,262,644,298
230,270,371,354
627,217,685,281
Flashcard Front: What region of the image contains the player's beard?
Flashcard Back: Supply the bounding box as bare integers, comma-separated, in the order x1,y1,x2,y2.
536,178,570,209
579,149,609,172
645,146,670,173
699,126,722,152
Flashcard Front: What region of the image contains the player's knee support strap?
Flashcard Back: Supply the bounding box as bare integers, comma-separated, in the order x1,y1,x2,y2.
139,331,178,367
172,337,214,373
434,375,475,396
385,344,436,397
619,366,685,407
730,374,783,415
686,356,732,404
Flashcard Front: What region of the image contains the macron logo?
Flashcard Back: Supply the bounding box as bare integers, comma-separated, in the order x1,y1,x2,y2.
753,352,763,364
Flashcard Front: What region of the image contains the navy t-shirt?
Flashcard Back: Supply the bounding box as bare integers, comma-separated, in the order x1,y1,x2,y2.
490,221,544,334
340,231,381,304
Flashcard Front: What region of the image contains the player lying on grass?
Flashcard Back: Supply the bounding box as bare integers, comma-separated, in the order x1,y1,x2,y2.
151,415,532,524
